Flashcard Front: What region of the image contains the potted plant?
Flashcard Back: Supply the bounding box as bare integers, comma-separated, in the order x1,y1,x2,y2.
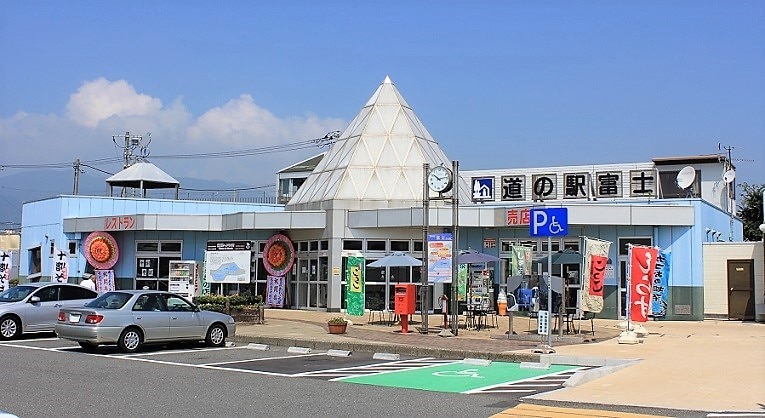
327,316,348,334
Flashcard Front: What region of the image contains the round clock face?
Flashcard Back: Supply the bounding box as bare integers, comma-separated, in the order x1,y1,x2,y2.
428,165,453,193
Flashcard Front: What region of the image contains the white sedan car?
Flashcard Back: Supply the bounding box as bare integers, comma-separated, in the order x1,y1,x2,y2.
56,290,236,353
0,282,98,340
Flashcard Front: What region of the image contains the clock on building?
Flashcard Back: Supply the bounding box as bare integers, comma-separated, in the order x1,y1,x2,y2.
427,165,453,193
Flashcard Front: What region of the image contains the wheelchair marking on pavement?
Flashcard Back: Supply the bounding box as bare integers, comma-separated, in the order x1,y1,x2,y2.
299,357,453,379
337,361,582,394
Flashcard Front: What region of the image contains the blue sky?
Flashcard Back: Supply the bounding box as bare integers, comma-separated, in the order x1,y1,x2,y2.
1,1,763,193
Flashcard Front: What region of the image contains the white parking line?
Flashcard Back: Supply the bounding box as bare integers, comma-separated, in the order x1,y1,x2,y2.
201,352,326,366
119,345,244,357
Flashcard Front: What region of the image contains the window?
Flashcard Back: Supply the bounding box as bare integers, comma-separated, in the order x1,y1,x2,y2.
165,294,194,311
618,238,652,255
28,246,42,276
137,242,159,252
391,241,410,252
68,242,77,256
343,240,362,251
413,241,423,252
299,241,309,252
33,286,59,302
367,241,386,251
87,292,132,309
60,285,97,300
659,170,701,198
320,241,329,251
160,242,182,252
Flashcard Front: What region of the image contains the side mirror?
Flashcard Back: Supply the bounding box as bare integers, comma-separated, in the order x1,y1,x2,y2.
29,296,41,304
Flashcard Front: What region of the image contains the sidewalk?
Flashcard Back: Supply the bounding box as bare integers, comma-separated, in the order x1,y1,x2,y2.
232,309,765,413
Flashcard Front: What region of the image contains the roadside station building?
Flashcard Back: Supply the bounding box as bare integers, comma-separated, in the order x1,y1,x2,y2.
18,76,761,322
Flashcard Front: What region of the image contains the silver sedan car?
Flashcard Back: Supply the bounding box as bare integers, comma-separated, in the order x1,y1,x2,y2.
55,290,236,353
0,282,98,340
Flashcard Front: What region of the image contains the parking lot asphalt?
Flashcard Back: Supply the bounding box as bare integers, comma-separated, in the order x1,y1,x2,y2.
232,309,765,414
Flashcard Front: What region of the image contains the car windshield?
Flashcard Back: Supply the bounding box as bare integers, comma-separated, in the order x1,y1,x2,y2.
84,292,133,309
0,285,35,302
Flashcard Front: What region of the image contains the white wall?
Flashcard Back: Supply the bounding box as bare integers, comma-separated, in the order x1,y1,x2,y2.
702,242,764,320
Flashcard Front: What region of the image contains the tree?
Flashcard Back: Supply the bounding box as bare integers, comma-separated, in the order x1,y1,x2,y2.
737,182,764,241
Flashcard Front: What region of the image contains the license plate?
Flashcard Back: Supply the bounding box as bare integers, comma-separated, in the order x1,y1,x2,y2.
69,313,81,323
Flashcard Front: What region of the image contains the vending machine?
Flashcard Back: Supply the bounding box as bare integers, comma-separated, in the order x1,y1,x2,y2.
168,260,199,300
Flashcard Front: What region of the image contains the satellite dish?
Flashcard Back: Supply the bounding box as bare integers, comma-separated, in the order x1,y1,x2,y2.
723,169,736,184
676,166,696,189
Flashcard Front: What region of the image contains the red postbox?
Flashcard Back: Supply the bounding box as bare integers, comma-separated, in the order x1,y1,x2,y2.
394,283,416,334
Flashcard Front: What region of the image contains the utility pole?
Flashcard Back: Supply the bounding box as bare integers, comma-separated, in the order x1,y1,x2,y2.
72,159,81,195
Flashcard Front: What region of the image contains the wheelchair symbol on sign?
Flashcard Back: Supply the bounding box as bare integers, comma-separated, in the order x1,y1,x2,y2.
432,369,484,378
548,216,563,234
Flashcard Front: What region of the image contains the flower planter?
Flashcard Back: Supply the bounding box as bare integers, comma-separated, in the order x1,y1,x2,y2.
327,323,347,334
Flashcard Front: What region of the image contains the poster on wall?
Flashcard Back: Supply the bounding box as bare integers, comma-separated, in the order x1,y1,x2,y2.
51,246,69,283
651,250,671,318
345,255,365,316
0,250,12,292
265,275,286,307
95,269,115,293
204,241,251,284
427,233,453,283
628,245,659,322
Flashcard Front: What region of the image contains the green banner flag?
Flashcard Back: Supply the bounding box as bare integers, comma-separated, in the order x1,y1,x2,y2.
346,255,365,316
457,264,468,302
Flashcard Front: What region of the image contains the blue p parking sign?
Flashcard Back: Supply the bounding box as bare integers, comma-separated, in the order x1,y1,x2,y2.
529,208,568,237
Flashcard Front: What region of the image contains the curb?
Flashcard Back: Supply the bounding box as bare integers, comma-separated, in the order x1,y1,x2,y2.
230,334,542,362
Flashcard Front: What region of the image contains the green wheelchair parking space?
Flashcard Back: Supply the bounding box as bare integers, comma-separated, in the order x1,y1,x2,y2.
337,361,579,393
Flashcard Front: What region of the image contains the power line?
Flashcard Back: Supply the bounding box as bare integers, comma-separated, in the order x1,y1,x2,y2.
0,132,339,170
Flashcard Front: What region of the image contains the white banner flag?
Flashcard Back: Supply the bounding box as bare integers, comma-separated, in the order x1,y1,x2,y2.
52,246,69,283
581,237,611,313
0,250,11,292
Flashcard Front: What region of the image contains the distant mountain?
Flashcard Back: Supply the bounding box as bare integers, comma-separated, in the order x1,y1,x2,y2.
0,169,275,229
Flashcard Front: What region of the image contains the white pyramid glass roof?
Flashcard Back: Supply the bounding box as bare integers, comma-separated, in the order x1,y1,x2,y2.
288,76,464,210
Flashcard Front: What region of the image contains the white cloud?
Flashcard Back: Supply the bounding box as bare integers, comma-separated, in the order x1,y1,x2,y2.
66,78,163,127
2,78,347,185
187,94,288,145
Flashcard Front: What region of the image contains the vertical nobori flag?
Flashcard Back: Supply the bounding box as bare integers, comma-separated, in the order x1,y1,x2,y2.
345,255,365,316
510,246,533,276
52,246,69,283
651,250,671,317
0,250,11,292
581,237,611,313
629,245,659,322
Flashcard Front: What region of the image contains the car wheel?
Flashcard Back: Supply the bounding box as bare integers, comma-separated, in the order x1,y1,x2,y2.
118,327,143,353
205,323,226,347
78,341,99,352
0,315,20,340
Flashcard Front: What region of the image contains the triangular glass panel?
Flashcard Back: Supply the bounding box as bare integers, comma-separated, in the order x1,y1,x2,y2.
363,170,389,200
363,135,388,165
376,104,399,133
363,108,387,135
376,84,400,105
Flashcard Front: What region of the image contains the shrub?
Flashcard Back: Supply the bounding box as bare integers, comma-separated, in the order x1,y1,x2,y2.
198,303,226,313
327,316,347,325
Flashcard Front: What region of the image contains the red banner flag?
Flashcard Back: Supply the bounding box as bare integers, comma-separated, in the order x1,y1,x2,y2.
629,246,659,322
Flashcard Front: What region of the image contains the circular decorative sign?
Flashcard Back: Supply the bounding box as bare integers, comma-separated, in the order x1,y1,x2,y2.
263,234,295,276
84,231,119,270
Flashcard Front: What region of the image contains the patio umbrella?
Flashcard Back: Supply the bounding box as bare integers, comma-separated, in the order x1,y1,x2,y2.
457,249,501,264
368,252,422,267
533,248,582,266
